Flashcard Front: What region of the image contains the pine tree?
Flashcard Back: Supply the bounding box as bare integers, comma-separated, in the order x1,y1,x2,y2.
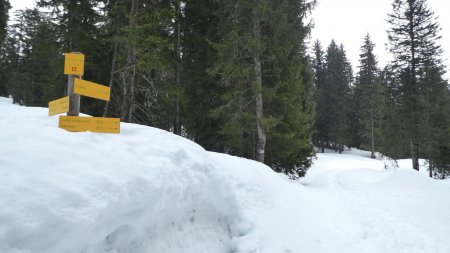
353,34,383,158
312,40,327,152
5,9,64,105
0,0,9,44
379,66,410,159
0,0,11,96
263,0,315,176
387,0,445,171
210,0,271,162
323,40,352,153
210,0,315,175
182,0,225,151
419,60,450,178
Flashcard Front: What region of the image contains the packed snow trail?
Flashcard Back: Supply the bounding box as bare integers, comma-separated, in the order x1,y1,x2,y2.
300,152,450,253
1,97,450,253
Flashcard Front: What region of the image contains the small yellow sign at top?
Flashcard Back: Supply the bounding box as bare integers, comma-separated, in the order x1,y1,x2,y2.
64,53,85,76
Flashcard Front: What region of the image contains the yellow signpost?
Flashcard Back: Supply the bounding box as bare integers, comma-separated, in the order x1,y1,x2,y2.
49,52,120,134
58,116,120,133
64,53,85,76
74,78,110,101
48,96,69,116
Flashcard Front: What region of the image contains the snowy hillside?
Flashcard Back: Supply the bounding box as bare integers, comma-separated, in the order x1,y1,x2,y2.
1,97,449,253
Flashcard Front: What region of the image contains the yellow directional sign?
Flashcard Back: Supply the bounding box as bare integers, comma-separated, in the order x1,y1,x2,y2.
74,78,110,101
64,53,85,76
59,116,120,133
59,116,92,132
48,96,69,116
91,117,120,133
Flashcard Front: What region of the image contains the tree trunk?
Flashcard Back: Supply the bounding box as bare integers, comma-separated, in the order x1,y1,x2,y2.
104,31,119,117
408,2,419,171
370,108,375,159
121,0,137,122
429,160,432,178
253,17,266,163
174,0,182,135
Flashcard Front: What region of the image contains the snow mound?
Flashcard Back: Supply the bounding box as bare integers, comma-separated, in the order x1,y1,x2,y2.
0,99,240,253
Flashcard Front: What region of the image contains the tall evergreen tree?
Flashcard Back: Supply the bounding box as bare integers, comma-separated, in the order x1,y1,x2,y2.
5,9,63,105
0,0,11,96
322,40,352,153
211,0,315,176
419,60,450,177
387,0,445,171
353,34,383,158
312,40,327,152
379,65,410,159
0,0,9,44
264,0,315,176
182,0,225,151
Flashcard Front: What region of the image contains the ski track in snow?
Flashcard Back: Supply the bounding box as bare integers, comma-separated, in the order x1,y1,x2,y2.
300,154,450,253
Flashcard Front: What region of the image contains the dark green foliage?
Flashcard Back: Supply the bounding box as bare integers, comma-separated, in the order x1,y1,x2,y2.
0,0,10,96
3,9,64,105
0,0,9,44
311,40,327,152
182,0,225,151
319,40,353,153
386,0,445,171
264,0,315,176
210,0,315,176
378,66,410,159
418,62,450,177
352,34,383,158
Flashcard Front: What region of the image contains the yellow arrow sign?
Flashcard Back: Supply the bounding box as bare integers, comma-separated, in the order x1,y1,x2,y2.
48,96,70,116
64,53,85,76
59,116,120,133
74,78,110,101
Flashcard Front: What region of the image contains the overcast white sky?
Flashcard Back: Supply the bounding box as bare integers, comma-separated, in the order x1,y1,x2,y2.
8,0,450,78
310,0,450,78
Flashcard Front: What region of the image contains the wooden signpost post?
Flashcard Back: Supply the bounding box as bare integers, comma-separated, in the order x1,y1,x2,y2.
48,52,120,134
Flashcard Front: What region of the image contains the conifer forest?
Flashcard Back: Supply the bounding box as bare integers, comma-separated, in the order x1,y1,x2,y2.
0,0,449,178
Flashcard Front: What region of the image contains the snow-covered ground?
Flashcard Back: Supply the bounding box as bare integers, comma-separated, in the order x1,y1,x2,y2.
1,97,449,253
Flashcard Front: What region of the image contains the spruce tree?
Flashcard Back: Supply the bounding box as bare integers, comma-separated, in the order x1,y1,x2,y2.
182,0,225,151
353,34,383,158
0,0,11,96
379,66,410,159
312,40,327,152
263,0,315,176
0,0,9,44
211,0,315,175
323,40,352,153
387,0,445,171
5,9,63,106
419,60,450,177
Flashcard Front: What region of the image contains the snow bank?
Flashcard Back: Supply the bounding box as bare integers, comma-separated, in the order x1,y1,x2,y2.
0,99,240,253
